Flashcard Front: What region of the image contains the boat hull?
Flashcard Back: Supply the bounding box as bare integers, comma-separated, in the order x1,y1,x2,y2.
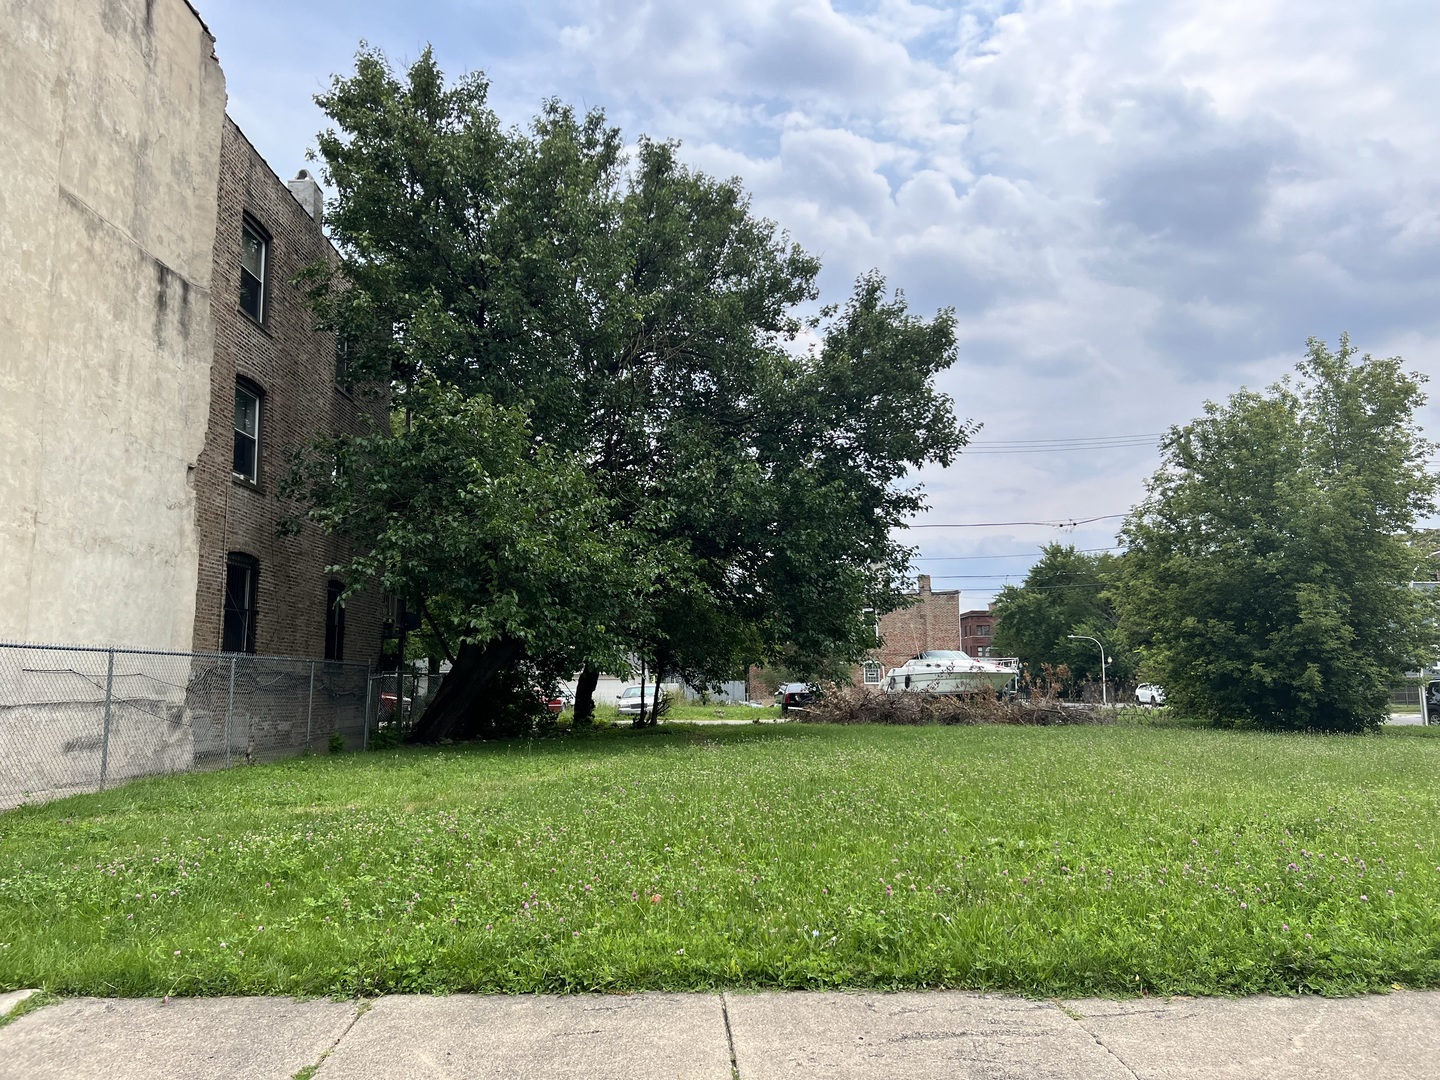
883,666,1015,695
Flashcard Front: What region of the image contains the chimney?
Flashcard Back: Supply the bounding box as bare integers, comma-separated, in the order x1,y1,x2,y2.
917,574,931,595
287,168,323,224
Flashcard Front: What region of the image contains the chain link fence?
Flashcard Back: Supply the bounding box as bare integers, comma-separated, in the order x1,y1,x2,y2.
365,669,445,745
0,642,372,810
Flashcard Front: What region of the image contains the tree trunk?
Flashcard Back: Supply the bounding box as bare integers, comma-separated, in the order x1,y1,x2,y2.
407,637,525,743
572,664,600,726
633,656,648,728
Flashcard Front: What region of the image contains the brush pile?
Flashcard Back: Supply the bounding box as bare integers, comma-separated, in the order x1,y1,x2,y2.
800,687,1110,726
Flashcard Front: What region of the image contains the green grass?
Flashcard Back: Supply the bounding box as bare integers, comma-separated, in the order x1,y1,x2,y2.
0,991,58,1029
659,702,782,722
3,723,1439,999
585,701,783,723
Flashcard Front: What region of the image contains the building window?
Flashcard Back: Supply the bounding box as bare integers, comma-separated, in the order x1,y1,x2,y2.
977,624,992,637
223,555,259,654
325,580,346,662
233,380,260,482
863,662,883,685
239,219,267,322
335,336,351,389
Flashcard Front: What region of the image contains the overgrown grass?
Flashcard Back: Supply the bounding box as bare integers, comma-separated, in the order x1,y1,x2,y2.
2,723,1439,999
586,701,782,724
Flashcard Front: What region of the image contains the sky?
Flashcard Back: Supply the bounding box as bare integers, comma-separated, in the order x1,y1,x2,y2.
199,0,1440,601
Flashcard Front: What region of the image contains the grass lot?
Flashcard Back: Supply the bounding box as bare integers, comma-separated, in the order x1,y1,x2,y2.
3,722,1440,999
591,701,783,723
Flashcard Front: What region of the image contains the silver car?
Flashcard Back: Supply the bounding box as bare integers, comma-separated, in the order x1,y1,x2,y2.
1135,683,1166,706
617,685,665,715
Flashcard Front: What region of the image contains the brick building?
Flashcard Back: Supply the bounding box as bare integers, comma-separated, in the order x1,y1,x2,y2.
855,574,965,686
2,0,384,661
190,118,386,662
960,606,998,657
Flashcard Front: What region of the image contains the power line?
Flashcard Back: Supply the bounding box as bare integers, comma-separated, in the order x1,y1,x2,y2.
914,546,1123,561
940,581,1109,591
970,432,1165,446
908,514,1128,529
965,444,1158,455
930,572,1108,580
962,432,1165,455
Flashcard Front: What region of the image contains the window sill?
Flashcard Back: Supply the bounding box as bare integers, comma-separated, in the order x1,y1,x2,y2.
238,308,273,337
232,474,265,495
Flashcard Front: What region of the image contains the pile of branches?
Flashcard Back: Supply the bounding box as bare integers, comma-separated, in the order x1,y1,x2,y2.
800,686,1111,727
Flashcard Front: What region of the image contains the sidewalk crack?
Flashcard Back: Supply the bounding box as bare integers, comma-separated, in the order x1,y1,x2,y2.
1056,1004,1141,1080
292,998,372,1080
721,992,740,1080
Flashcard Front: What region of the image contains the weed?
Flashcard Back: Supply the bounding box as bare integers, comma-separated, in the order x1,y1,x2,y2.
0,991,59,1029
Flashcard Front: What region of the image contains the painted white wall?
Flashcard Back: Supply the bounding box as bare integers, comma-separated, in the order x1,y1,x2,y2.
0,0,227,649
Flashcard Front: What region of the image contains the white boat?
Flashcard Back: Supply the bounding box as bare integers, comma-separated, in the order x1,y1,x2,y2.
882,650,1019,694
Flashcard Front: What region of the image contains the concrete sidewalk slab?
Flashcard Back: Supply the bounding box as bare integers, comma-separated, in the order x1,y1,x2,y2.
1066,992,1440,1079
724,991,1132,1079
0,996,359,1080
315,992,732,1080
0,989,38,1018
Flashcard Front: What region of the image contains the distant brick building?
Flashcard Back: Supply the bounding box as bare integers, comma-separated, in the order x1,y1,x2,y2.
960,606,997,657
851,574,965,686
189,118,385,662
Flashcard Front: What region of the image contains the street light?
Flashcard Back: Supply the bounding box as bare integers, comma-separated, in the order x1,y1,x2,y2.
1067,634,1108,706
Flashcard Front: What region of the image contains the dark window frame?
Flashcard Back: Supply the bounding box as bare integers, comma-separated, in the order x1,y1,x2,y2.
222,553,259,654
233,377,262,483
239,216,269,324
334,336,352,391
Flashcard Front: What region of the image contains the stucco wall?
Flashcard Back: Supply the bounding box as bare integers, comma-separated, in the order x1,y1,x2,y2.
0,0,227,648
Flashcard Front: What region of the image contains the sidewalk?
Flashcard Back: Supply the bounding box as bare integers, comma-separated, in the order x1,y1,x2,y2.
3,988,1438,1079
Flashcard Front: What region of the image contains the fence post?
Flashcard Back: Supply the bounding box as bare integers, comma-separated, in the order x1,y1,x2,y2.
362,670,373,751
306,661,316,752
225,656,237,769
99,648,115,789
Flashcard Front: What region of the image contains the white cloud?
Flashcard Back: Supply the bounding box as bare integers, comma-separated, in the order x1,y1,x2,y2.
202,0,1440,581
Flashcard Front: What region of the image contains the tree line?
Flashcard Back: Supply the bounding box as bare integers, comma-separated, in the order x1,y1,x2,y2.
290,50,1437,738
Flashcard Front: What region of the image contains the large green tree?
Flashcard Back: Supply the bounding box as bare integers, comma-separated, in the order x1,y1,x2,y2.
1117,336,1439,732
990,543,1132,694
297,49,969,737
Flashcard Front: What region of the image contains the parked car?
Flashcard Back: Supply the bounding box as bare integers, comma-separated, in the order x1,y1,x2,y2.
1135,683,1166,706
775,682,818,714
617,685,666,716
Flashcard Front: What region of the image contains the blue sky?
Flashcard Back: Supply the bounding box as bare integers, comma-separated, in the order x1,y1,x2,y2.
201,0,1440,598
